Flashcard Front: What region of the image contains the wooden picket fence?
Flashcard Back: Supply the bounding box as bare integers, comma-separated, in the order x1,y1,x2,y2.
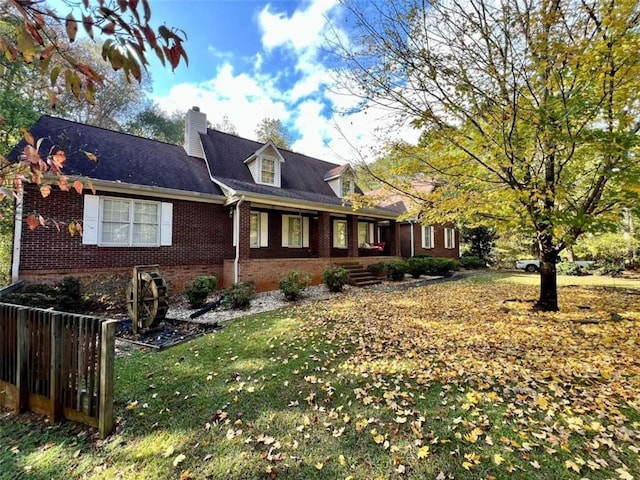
0,303,117,438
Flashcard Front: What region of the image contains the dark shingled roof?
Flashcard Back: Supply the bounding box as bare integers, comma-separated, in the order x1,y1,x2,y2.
7,115,223,196
9,116,398,215
200,129,364,206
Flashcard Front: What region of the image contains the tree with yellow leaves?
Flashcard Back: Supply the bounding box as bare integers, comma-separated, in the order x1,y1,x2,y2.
333,0,640,311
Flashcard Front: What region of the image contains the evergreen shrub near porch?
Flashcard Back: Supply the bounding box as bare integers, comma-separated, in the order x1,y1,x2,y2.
184,275,218,308
279,271,311,301
322,266,349,293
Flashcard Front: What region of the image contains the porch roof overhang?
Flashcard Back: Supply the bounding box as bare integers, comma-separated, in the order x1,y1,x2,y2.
223,190,399,220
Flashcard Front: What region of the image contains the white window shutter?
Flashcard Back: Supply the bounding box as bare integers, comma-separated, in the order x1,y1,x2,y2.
430,226,435,248
82,195,99,245
302,216,309,248
281,215,289,247
260,212,269,247
444,228,456,249
332,220,338,247
160,202,173,246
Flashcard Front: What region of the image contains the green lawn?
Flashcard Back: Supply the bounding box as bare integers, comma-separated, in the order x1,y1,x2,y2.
1,275,639,479
473,270,640,289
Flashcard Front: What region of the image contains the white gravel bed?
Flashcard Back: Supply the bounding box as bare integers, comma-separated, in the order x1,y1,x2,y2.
165,283,354,325
164,275,449,325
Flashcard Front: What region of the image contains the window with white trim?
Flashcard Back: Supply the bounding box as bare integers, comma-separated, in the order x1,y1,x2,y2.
288,216,302,247
250,212,259,247
333,219,347,248
281,215,309,248
341,175,353,197
422,225,434,249
358,222,374,246
82,195,172,247
444,227,456,249
261,157,276,185
250,211,269,248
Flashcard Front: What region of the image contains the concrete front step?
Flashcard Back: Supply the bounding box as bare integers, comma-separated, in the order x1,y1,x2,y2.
335,262,381,287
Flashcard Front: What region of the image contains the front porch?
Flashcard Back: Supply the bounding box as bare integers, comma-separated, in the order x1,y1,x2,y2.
228,201,400,290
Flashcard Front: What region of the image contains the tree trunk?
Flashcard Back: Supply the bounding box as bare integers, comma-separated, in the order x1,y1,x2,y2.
536,240,559,312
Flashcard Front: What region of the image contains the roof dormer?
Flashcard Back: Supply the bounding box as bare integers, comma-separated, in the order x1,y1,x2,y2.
324,164,355,198
244,142,285,187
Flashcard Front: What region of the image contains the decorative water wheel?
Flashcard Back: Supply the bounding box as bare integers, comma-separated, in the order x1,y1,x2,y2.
126,265,169,333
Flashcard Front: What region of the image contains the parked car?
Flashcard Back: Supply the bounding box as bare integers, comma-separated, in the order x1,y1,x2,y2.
515,258,595,272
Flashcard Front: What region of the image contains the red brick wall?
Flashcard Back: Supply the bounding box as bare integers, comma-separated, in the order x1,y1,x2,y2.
399,223,459,258
16,186,406,294
224,255,399,292
248,208,317,259
18,186,233,292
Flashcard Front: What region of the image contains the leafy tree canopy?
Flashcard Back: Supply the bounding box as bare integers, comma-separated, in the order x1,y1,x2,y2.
124,101,184,144
0,0,189,230
334,0,640,310
254,118,293,150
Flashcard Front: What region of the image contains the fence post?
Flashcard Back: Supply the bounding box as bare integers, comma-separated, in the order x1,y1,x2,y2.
50,313,62,421
16,308,28,412
98,320,116,439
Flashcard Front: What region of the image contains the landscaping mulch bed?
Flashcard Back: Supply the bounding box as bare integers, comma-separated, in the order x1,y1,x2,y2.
115,318,221,350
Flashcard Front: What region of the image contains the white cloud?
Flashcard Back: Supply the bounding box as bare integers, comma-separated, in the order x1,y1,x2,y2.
258,0,339,52
152,0,419,165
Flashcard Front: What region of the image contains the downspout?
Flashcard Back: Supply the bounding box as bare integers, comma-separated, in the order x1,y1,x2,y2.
233,196,245,284
410,220,415,258
11,191,23,283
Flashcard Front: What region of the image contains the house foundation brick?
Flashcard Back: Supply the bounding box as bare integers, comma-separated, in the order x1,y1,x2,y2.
223,256,398,292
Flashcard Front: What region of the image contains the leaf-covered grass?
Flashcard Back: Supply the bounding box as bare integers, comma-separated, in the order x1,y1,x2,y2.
1,277,639,479
471,270,640,289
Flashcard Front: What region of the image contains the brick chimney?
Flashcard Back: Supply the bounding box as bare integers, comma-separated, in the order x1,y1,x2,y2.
184,106,207,158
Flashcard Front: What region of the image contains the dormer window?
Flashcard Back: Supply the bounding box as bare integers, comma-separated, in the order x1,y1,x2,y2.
324,164,356,198
244,143,284,187
341,175,354,197
261,157,276,185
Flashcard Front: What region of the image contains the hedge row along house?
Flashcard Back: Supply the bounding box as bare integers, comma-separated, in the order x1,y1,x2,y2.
8,107,459,293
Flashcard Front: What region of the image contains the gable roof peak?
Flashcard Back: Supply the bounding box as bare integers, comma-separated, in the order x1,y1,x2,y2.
323,163,353,181
243,141,286,164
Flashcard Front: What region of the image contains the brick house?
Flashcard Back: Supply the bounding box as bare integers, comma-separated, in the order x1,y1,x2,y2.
367,180,460,259
8,108,401,292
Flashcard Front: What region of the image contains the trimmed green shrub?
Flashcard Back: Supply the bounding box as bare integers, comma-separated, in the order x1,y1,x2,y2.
323,266,349,293
366,262,387,277
56,276,83,311
58,276,82,299
459,255,486,269
279,270,311,301
224,281,256,310
184,275,218,308
406,257,428,278
386,260,408,281
422,257,459,276
556,262,585,276
593,261,624,277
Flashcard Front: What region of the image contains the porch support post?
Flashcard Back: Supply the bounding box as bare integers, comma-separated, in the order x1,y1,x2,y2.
390,220,401,256
348,214,359,257
233,199,251,284
318,211,331,258
238,201,251,260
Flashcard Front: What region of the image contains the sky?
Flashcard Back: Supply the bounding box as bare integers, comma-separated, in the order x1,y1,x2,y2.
131,0,419,164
